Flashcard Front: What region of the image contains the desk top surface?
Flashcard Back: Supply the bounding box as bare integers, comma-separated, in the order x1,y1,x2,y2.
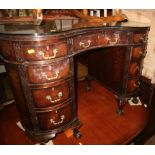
0,19,150,35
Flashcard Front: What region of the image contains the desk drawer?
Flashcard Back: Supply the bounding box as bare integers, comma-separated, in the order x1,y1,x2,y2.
132,32,147,44
37,102,73,130
130,46,145,60
0,39,68,62
23,41,68,61
128,62,140,77
27,59,70,84
127,78,140,93
103,31,128,45
32,80,71,108
73,34,97,51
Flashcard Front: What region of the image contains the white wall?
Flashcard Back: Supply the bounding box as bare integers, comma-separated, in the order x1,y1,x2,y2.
0,65,6,73
122,9,155,83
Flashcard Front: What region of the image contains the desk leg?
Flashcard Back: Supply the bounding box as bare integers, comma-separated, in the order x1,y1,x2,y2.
131,96,139,104
86,74,93,91
116,97,125,115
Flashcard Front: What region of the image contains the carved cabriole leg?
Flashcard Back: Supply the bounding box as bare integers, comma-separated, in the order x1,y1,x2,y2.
73,128,82,139
131,96,139,104
116,97,125,115
85,74,93,91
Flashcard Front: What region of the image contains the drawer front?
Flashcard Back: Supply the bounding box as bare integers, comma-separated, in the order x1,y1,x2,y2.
32,81,71,108
101,31,128,45
37,103,73,130
131,46,144,60
72,31,129,52
127,78,140,93
132,32,147,44
27,59,70,84
128,62,140,77
73,34,98,51
23,41,68,61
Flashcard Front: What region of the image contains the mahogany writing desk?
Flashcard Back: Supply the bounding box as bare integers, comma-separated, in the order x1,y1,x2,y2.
0,20,149,143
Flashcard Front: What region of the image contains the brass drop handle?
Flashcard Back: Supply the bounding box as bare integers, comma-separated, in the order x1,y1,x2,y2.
136,66,140,72
50,110,65,126
139,37,145,43
41,70,59,80
79,40,91,48
134,81,141,88
38,48,58,59
107,33,119,45
139,50,143,56
139,50,146,57
46,91,63,103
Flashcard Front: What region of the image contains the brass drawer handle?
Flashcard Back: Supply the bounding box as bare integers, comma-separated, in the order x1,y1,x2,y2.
41,70,59,80
38,49,58,59
136,66,140,72
46,92,63,103
139,37,145,43
134,81,141,88
79,40,91,48
139,50,143,56
137,50,146,57
107,33,119,45
50,110,65,126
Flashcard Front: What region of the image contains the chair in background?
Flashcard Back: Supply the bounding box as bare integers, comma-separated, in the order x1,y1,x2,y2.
0,59,14,110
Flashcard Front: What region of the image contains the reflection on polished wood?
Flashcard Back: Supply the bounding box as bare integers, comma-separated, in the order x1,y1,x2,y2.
0,80,148,144
53,81,148,144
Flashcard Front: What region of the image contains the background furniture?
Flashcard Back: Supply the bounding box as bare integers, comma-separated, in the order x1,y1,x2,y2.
0,59,14,109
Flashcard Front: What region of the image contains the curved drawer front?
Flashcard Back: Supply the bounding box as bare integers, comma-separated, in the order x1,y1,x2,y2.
102,31,128,45
32,81,71,108
37,103,73,130
72,31,128,52
131,46,144,60
132,32,147,44
23,41,68,61
27,59,70,84
127,78,140,93
128,62,140,77
73,34,98,51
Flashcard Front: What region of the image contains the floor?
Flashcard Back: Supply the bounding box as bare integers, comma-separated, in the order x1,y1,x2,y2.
0,80,150,145
144,135,155,144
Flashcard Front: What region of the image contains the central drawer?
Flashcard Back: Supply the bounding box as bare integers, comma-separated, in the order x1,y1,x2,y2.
31,80,71,108
27,59,71,84
73,34,98,51
103,30,128,45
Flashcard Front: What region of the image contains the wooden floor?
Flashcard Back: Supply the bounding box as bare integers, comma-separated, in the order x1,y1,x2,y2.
0,80,149,145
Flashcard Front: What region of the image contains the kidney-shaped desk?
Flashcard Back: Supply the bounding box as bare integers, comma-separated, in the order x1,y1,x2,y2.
0,20,149,142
